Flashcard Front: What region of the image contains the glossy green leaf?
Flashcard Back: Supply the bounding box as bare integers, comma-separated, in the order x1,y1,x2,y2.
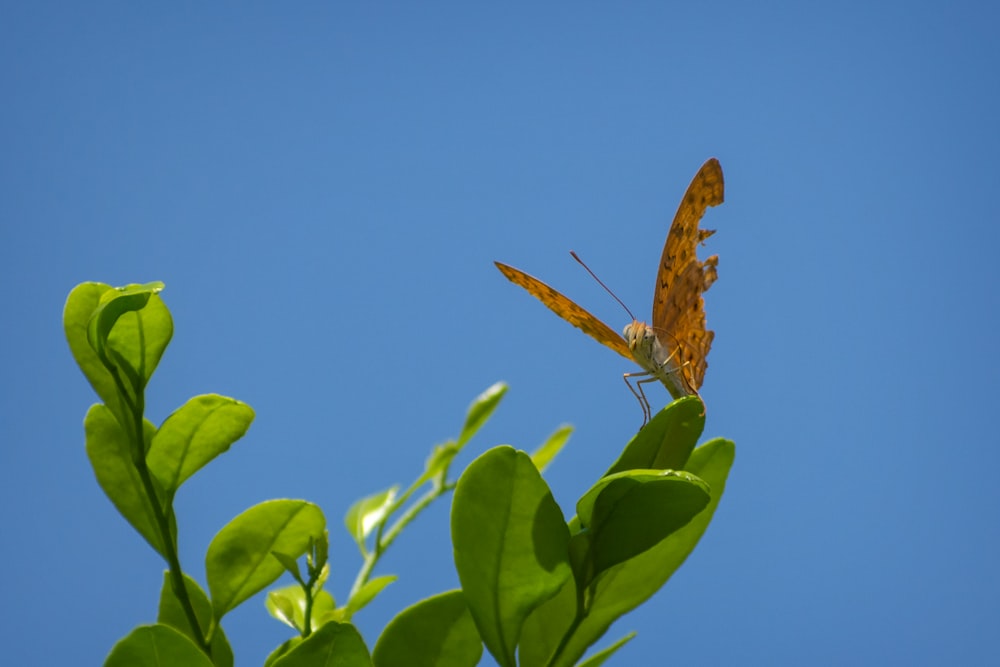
266,585,336,633
271,621,372,667
531,424,572,473
157,572,233,667
372,590,482,667
549,438,735,666
344,486,398,553
344,574,396,616
87,282,164,365
451,446,571,667
206,500,326,619
65,283,130,426
85,404,173,558
581,470,710,582
147,395,255,493
577,633,636,667
71,282,171,430
103,623,214,667
604,397,705,475
456,382,507,448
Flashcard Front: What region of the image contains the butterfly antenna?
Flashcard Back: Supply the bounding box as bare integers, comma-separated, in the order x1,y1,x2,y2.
569,251,637,321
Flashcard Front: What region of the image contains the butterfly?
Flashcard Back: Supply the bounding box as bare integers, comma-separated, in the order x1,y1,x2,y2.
495,158,724,422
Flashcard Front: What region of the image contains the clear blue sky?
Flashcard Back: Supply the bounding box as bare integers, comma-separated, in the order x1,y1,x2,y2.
3,3,997,665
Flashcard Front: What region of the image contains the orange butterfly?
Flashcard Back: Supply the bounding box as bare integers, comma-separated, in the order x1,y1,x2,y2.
495,158,724,422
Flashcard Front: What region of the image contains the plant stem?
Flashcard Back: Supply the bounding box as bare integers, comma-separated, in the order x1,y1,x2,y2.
111,362,212,656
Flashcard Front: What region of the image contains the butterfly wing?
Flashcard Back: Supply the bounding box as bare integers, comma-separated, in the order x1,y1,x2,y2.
495,261,633,361
650,158,725,392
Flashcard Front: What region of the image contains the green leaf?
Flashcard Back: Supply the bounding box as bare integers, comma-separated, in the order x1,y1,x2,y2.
604,397,705,475
420,441,460,487
344,486,398,553
451,446,572,667
530,424,572,473
146,395,255,493
85,404,173,558
271,621,372,667
69,282,171,431
580,469,710,583
548,438,735,667
271,551,304,584
65,283,130,427
456,382,507,448
157,572,233,667
266,585,336,633
87,282,165,366
344,574,396,616
265,638,303,667
372,590,482,667
206,499,326,619
577,633,636,667
103,623,214,667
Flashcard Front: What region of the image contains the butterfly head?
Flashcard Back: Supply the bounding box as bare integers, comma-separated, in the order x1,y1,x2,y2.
623,320,695,401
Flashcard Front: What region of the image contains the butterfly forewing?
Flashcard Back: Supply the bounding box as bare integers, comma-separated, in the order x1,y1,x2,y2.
650,158,725,392
494,261,633,361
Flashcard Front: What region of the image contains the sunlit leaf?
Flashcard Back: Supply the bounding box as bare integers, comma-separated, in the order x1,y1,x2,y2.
530,424,572,473
85,404,172,558
207,500,326,618
146,394,254,493
271,621,372,667
344,487,397,553
456,382,507,448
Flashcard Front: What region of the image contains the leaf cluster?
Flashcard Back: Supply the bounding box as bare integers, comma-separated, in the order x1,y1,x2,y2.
64,281,734,666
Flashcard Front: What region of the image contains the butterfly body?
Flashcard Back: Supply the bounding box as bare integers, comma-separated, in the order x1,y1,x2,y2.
496,158,724,420
622,320,693,400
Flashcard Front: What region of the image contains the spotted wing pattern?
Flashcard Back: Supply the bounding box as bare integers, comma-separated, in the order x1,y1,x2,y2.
650,158,725,393
494,261,633,361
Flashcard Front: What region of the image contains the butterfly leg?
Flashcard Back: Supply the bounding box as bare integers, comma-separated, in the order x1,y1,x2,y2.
623,371,654,425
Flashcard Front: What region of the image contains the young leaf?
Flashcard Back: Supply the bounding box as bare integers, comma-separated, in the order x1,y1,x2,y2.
530,424,572,473
344,486,398,553
206,500,326,619
576,633,636,667
65,283,130,425
157,572,234,667
271,621,372,667
456,382,507,448
548,438,735,667
146,394,255,493
604,397,705,475
270,551,303,583
451,446,572,667
420,441,460,486
83,284,172,426
266,585,336,633
85,404,173,558
87,282,164,365
372,590,482,667
103,624,214,667
344,574,396,616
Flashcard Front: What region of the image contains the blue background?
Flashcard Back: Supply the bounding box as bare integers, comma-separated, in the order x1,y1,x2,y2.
2,2,997,665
